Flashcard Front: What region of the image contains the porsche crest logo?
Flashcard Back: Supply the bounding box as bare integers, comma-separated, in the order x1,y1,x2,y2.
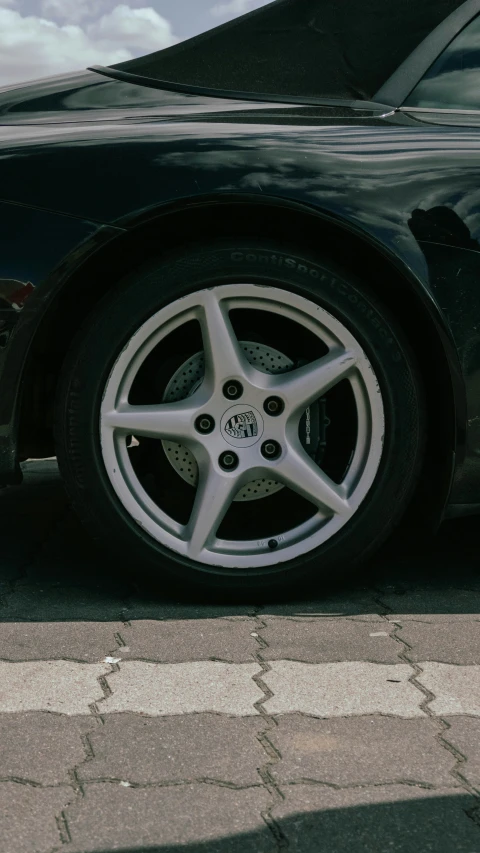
224,411,258,439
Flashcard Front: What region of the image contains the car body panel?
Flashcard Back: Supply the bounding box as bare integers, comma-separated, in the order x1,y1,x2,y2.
0,71,478,513
0,201,122,480
0,71,293,126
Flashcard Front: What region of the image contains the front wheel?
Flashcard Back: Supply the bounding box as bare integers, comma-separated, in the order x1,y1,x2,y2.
55,243,424,592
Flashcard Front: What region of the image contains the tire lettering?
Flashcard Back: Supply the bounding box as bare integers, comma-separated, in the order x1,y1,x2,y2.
228,251,402,362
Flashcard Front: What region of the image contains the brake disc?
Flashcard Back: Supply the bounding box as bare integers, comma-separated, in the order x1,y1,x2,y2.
162,342,293,502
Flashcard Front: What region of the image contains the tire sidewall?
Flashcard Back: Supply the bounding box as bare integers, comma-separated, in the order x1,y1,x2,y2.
56,243,423,591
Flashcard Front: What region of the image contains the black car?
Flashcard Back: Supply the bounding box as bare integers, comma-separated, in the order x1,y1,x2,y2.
0,0,479,592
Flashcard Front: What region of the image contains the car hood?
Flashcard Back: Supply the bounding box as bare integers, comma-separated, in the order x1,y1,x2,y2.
0,68,281,126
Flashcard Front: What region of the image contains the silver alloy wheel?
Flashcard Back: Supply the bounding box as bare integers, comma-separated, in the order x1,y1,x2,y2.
100,284,385,570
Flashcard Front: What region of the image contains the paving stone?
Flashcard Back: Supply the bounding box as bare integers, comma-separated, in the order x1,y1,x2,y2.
261,590,382,620
103,661,261,716
265,661,423,717
0,661,108,714
377,586,480,621
65,782,274,852
444,716,480,786
274,785,480,852
419,663,480,716
123,594,256,621
2,579,128,622
398,622,480,664
0,621,123,662
79,712,265,785
376,563,480,592
1,782,73,853
0,712,93,785
262,619,400,663
119,618,256,662
270,714,456,787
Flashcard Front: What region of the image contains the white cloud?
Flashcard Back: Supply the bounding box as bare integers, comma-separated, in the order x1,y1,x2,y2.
89,4,177,52
210,0,254,19
40,0,100,24
0,4,177,86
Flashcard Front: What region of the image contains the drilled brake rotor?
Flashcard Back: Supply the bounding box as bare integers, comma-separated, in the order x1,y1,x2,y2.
162,342,293,501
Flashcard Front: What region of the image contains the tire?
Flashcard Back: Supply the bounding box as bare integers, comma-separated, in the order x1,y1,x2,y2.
55,242,424,594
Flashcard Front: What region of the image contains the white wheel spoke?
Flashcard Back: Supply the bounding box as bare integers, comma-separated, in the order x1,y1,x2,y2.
274,349,358,412
103,401,197,442
276,446,350,516
186,462,239,559
198,290,247,384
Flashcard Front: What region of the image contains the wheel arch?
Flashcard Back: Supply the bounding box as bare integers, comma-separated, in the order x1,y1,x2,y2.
18,195,462,526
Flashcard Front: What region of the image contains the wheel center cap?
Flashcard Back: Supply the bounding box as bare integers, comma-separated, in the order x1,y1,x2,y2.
221,404,264,448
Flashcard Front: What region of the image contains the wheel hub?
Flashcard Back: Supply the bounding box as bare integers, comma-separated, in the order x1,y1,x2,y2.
162,342,291,501
221,404,264,448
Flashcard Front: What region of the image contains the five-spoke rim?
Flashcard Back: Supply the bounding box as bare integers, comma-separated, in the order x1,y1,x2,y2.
100,284,385,571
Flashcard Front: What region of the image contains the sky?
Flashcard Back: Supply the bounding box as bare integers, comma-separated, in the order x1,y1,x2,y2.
0,0,271,86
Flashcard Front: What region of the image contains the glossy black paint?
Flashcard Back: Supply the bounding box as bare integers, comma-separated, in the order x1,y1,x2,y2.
0,70,479,514
0,202,121,481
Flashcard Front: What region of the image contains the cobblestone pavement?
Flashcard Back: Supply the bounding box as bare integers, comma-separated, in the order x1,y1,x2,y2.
1,460,480,852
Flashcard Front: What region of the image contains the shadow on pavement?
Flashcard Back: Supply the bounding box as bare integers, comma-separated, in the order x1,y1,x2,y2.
0,460,479,623
69,792,480,852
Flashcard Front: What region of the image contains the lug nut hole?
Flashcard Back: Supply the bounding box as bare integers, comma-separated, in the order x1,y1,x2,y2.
261,440,281,460
219,451,239,471
223,380,243,400
264,396,284,416
195,415,215,434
